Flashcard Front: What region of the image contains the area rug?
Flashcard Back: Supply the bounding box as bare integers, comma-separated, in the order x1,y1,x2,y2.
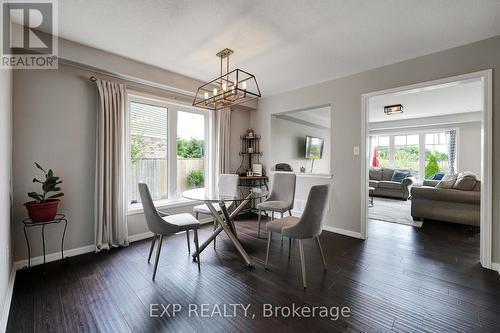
368,197,423,228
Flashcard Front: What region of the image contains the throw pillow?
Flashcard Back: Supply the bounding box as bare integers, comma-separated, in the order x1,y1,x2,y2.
429,172,445,180
453,172,478,191
391,170,409,182
435,174,457,189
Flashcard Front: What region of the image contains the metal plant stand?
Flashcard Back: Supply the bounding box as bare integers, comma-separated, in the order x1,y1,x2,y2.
22,214,68,268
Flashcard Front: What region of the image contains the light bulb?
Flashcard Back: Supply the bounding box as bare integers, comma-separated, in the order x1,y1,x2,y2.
242,81,247,90
213,88,218,96
222,83,227,91
204,92,209,100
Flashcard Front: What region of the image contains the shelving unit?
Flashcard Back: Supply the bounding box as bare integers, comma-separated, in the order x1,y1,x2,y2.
237,134,263,175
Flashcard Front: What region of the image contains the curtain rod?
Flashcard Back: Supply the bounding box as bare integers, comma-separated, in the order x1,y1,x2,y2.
58,58,196,98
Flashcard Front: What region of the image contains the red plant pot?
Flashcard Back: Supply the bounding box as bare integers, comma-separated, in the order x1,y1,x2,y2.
24,199,60,222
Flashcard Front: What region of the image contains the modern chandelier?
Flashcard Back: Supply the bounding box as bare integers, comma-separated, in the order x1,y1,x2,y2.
193,48,261,111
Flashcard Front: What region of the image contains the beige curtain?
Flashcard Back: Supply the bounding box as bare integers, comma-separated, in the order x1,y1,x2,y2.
216,108,231,174
95,79,129,251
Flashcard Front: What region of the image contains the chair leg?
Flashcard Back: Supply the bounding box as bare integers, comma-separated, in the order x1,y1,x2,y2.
152,234,164,281
280,212,284,247
289,209,292,216
193,229,201,271
147,234,157,263
213,215,217,249
265,232,272,269
271,211,274,220
298,239,307,289
316,236,327,272
257,209,262,238
195,212,199,220
288,237,292,259
186,230,191,253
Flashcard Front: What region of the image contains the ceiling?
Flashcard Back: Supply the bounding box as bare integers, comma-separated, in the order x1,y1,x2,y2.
52,1,500,95
369,79,482,122
284,106,331,128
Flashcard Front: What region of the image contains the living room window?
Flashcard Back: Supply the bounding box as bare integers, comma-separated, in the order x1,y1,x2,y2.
371,129,457,181
127,93,211,210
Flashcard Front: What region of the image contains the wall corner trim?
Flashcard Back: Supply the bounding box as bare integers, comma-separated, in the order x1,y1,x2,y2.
492,263,500,276
322,225,363,239
0,267,16,333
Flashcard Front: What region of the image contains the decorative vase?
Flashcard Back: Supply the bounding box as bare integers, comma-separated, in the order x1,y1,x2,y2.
24,199,60,222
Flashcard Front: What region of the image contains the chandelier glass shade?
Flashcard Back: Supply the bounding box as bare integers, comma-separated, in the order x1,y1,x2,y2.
193,48,261,111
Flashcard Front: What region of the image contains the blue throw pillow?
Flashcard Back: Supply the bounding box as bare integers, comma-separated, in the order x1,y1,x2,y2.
429,172,445,180
391,170,409,182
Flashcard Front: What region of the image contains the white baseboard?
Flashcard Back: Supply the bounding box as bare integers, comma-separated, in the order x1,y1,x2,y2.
322,225,363,239
492,262,500,276
0,267,16,333
13,244,96,271
13,217,215,270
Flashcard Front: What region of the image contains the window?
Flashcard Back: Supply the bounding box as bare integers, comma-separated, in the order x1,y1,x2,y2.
425,132,449,177
127,94,211,208
394,134,419,178
128,101,169,204
374,136,390,167
371,130,456,181
177,111,207,196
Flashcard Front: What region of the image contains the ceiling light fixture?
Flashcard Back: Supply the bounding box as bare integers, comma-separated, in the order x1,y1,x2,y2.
384,104,404,115
193,48,261,111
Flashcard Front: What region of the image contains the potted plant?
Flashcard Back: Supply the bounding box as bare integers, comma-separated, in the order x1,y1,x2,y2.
24,162,64,222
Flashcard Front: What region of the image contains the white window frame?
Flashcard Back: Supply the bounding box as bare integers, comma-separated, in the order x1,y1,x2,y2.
370,127,459,181
125,91,212,215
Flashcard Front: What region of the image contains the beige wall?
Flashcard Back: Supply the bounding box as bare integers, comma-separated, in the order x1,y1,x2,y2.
0,69,13,328
252,35,500,262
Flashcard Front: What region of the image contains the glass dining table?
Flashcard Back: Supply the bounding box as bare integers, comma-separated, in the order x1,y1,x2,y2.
182,187,268,267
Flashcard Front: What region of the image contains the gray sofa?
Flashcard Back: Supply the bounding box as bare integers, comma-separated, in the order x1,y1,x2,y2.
369,167,416,200
410,180,480,226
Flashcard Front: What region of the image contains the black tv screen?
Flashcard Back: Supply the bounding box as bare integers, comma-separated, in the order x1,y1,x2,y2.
305,135,324,159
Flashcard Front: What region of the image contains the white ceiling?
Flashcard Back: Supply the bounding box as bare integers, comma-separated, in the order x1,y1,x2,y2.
52,1,500,95
369,79,482,122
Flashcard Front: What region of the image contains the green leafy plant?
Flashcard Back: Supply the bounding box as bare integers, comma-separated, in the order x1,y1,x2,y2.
177,137,204,158
131,133,146,164
425,154,441,179
27,162,64,203
186,169,204,187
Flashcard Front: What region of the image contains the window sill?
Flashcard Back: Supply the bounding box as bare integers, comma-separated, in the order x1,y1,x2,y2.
127,198,198,216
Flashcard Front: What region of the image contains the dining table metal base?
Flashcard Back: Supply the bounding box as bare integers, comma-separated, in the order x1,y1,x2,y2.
191,193,254,267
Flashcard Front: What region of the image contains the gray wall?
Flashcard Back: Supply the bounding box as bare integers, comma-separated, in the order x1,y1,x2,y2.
229,109,251,173
0,69,13,326
252,35,500,262
12,68,97,261
271,117,331,174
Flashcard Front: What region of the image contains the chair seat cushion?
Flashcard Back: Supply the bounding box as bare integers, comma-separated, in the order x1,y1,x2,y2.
193,204,221,214
378,181,402,190
162,213,200,231
257,201,291,212
266,216,300,233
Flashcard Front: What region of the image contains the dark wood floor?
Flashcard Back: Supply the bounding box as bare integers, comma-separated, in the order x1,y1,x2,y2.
7,215,500,332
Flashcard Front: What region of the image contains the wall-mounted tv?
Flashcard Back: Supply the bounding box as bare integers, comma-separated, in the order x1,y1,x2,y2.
305,135,324,159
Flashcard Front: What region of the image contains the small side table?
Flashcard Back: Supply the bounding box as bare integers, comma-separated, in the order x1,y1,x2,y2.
22,214,68,268
368,187,375,207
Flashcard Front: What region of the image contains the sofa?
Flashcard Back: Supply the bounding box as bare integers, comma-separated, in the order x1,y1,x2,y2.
369,167,416,200
410,178,480,226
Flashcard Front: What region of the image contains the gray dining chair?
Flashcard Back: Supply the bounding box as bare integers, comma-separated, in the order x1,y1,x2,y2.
138,183,201,281
257,172,296,238
265,184,331,289
193,174,239,248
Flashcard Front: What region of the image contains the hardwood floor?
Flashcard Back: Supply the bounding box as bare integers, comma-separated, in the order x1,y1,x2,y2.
7,216,500,332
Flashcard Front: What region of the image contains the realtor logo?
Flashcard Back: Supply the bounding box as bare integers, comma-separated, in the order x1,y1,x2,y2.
1,0,58,69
